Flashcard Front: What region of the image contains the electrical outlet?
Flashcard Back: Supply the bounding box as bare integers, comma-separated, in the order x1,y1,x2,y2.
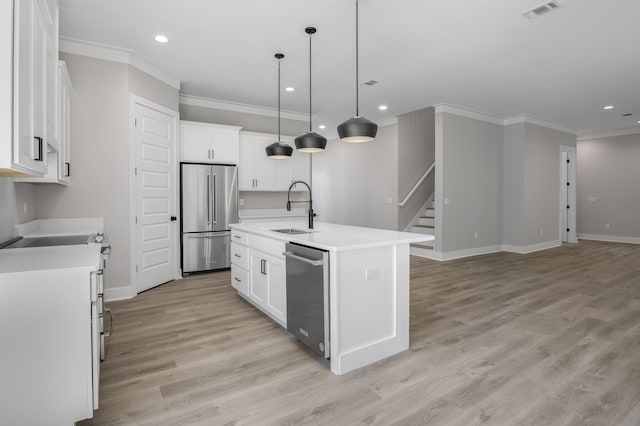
239,198,244,206
386,197,392,204
540,228,544,236
444,198,450,206
605,224,610,229
474,232,478,239
365,268,379,280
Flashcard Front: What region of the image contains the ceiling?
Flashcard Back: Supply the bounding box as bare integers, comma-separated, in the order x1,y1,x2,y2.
60,0,640,136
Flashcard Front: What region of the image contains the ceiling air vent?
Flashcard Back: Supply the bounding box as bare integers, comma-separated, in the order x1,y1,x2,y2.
523,1,562,19
361,80,379,87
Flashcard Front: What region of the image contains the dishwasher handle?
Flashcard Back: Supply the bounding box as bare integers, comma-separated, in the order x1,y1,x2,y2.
282,251,323,266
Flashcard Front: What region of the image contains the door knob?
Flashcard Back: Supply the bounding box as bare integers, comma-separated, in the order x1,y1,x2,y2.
170,216,177,221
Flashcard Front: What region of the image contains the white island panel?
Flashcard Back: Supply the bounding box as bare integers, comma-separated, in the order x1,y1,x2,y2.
330,244,410,375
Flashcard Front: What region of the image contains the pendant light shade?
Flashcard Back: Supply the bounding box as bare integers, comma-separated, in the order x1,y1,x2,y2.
338,0,377,143
295,27,327,153
266,53,293,159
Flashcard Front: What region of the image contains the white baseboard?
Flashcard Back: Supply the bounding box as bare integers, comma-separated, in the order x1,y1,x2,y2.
578,234,640,245
502,239,562,254
430,245,504,261
104,285,136,302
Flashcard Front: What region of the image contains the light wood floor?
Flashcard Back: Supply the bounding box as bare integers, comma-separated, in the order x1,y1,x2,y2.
81,240,640,425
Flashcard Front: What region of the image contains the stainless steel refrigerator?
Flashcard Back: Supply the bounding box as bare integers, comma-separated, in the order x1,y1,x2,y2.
181,163,238,274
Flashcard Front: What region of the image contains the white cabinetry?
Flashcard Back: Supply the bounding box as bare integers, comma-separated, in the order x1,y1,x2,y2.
16,61,73,185
238,131,310,191
181,121,241,164
230,230,287,326
0,0,59,177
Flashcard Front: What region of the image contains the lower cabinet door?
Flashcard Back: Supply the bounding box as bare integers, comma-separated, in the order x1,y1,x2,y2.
265,254,286,325
249,252,267,305
231,265,248,296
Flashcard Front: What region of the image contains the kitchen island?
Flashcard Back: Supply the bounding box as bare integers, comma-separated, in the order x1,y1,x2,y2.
230,220,433,375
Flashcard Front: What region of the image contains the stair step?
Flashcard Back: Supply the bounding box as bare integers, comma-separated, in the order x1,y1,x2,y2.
411,225,435,235
418,217,435,226
424,208,435,217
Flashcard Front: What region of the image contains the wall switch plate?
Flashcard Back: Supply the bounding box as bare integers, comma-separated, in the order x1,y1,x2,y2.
239,198,244,206
474,232,478,239
365,268,379,280
444,198,450,206
386,197,392,204
605,224,610,229
588,196,597,202
23,202,27,215
540,228,544,236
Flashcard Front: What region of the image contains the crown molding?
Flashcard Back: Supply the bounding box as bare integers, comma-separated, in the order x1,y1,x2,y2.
577,127,640,141
434,104,504,126
504,114,577,135
379,117,399,127
179,94,310,122
435,104,579,134
59,36,181,90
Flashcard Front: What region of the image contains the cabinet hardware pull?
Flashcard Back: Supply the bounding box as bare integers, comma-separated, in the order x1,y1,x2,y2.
233,235,241,239
234,277,241,282
65,162,70,177
211,149,214,159
34,137,44,161
234,253,241,258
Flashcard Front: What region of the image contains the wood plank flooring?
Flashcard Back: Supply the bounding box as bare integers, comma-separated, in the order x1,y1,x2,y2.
81,240,640,425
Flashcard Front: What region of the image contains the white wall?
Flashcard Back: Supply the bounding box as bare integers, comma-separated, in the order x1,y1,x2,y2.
437,113,503,252
502,123,526,246
522,123,576,245
0,181,36,243
577,133,640,240
313,124,399,230
33,53,179,292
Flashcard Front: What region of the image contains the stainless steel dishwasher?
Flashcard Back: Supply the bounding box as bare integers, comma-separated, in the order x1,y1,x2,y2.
283,242,330,358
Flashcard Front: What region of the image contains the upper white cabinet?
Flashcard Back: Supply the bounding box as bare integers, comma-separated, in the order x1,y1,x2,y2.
0,0,59,177
15,60,73,185
58,61,72,184
239,131,310,192
181,121,241,164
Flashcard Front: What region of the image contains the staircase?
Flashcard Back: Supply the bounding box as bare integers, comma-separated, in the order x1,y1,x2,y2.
410,196,436,257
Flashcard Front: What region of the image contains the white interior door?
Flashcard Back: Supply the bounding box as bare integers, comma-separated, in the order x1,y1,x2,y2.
134,102,177,293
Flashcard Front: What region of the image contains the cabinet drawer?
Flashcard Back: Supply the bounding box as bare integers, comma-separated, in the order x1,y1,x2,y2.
231,265,248,296
231,242,249,270
231,229,248,245
249,234,285,257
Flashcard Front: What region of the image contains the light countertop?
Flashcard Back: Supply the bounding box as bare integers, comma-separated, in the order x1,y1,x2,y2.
14,218,104,238
231,220,434,252
0,244,102,276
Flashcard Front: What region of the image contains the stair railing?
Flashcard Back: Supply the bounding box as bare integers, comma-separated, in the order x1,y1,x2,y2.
398,161,435,207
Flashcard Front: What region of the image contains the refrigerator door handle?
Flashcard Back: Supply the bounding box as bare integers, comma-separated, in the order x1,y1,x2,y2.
206,174,211,225
212,174,217,224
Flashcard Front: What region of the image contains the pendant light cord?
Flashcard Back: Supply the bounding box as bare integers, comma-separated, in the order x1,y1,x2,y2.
355,0,359,117
309,32,312,132
278,57,281,140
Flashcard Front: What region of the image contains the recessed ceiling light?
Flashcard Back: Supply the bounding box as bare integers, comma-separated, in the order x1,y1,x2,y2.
318,124,326,129
154,35,169,43
603,105,614,110
285,87,295,92
378,105,388,111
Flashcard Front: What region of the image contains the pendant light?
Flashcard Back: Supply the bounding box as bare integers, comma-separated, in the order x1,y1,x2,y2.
266,53,293,159
337,0,378,143
295,27,327,153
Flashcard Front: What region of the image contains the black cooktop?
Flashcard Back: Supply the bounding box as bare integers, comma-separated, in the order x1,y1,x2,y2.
0,235,91,249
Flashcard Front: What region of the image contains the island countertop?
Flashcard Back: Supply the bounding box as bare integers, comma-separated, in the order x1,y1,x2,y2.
230,220,433,252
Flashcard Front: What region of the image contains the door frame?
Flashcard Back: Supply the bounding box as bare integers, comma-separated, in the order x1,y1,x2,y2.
559,145,577,244
128,94,180,294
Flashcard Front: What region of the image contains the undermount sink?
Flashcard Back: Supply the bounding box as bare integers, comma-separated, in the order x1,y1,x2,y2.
270,228,310,235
